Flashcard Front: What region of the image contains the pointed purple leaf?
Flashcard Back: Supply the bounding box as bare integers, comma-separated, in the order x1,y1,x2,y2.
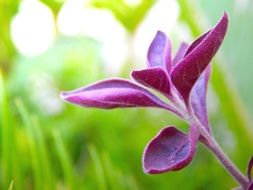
185,30,210,56
173,42,189,66
171,12,229,103
147,31,172,72
247,156,253,181
61,79,175,111
131,67,171,97
142,124,199,174
190,65,211,132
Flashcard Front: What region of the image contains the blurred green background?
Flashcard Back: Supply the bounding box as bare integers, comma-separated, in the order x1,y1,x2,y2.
1,0,253,189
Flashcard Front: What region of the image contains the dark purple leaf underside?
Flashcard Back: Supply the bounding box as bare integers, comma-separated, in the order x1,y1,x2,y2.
147,31,172,72
131,67,171,97
248,156,253,181
142,125,199,174
171,12,228,103
248,182,253,190
190,65,211,132
61,79,172,110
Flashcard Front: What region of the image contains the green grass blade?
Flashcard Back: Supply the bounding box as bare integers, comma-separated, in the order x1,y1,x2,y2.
15,98,43,190
30,115,56,189
0,69,11,188
101,152,120,190
52,129,76,190
10,130,23,190
101,152,140,190
8,180,14,190
88,145,107,190
1,70,24,190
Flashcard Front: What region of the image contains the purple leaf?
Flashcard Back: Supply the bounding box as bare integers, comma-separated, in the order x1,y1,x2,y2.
190,65,211,133
247,155,253,181
173,42,189,66
248,182,253,190
147,31,172,72
61,79,174,111
185,30,210,56
131,67,171,97
171,12,228,103
142,124,199,174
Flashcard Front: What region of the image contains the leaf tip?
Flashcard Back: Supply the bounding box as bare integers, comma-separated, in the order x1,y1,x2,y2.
60,91,70,101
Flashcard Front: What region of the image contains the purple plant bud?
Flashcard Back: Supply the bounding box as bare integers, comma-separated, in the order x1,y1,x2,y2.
190,65,211,132
142,125,199,174
147,31,172,73
247,156,253,181
173,42,189,66
61,79,173,110
171,12,229,103
131,67,171,97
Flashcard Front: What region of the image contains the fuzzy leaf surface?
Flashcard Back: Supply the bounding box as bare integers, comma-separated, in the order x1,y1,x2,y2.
173,42,189,66
131,67,170,96
61,79,172,110
147,31,172,72
190,65,211,132
171,12,228,103
142,125,199,174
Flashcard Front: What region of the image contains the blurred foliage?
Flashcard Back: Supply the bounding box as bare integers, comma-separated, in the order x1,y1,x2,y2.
0,0,253,190
0,0,19,74
91,0,155,33
40,0,64,16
